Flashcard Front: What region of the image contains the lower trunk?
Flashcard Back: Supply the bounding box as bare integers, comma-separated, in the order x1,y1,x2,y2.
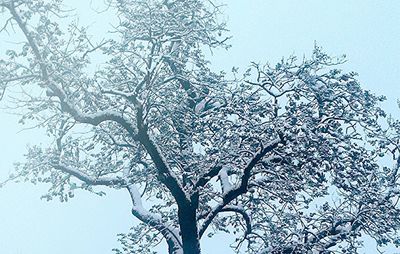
178,205,201,254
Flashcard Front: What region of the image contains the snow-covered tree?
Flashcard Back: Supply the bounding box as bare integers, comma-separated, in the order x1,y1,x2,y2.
1,0,400,253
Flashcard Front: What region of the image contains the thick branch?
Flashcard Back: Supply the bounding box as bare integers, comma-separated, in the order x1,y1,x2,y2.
195,164,222,188
134,102,188,206
163,56,201,110
53,161,183,252
127,184,182,253
137,128,189,206
228,137,282,202
199,138,282,237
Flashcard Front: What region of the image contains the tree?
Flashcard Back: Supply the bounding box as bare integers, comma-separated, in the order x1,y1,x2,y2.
1,0,400,253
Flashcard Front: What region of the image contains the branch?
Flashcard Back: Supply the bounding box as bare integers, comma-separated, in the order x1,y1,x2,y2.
5,3,137,138
1,74,38,83
126,184,182,252
54,160,183,252
221,205,252,235
194,164,222,188
384,156,400,201
224,137,282,204
137,127,189,206
52,163,125,186
306,217,361,251
199,138,282,237
163,56,200,110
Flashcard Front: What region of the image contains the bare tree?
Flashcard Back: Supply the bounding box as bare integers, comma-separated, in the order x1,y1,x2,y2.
1,0,400,253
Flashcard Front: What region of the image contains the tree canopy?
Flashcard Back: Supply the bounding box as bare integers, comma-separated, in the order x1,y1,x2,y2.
1,0,400,253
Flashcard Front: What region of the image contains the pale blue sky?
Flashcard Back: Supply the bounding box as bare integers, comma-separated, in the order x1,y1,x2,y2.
0,1,399,253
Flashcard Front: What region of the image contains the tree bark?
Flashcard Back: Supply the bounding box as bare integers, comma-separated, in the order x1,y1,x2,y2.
178,204,201,254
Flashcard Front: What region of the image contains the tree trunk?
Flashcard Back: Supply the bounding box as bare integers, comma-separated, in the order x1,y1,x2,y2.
178,205,201,254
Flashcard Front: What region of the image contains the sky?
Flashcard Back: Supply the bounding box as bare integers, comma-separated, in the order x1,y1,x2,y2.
0,0,399,253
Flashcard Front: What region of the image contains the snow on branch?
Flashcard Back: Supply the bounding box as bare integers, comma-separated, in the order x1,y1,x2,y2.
195,164,223,188
223,137,283,203
136,114,189,206
219,166,233,195
4,2,138,138
127,184,182,252
52,163,125,186
220,205,252,235
198,138,282,238
305,217,360,251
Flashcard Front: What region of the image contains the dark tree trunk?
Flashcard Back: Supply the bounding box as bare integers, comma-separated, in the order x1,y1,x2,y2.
167,238,179,254
178,204,201,254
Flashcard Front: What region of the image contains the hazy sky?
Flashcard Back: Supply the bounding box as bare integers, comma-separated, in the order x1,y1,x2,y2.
0,0,399,253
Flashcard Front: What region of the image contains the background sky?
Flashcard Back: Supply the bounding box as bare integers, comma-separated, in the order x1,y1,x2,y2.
0,0,399,253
